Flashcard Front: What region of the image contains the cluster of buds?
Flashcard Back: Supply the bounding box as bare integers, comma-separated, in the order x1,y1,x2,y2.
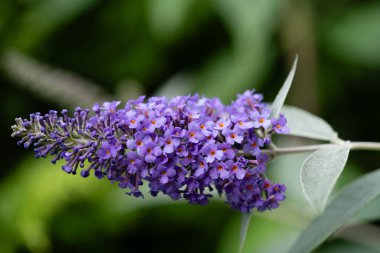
11,90,289,213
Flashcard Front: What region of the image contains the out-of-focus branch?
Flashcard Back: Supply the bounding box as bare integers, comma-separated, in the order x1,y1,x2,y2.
281,1,319,114
1,49,111,108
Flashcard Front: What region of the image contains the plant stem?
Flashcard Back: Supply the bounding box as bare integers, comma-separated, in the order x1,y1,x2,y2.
244,141,380,157
239,213,252,253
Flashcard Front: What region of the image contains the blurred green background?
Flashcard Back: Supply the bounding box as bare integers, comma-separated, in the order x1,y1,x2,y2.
1,0,380,252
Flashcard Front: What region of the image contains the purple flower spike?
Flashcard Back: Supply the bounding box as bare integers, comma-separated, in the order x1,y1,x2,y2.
11,89,290,213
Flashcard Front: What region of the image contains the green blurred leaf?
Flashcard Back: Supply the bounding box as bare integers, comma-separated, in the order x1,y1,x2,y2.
0,157,111,252
280,105,338,141
148,0,197,42
218,214,300,253
0,156,177,252
301,144,350,213
0,0,12,38
325,2,380,67
270,55,298,118
289,168,380,253
320,240,380,253
5,0,100,51
197,0,281,101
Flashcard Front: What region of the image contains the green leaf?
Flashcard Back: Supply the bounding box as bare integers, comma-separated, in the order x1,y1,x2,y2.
301,144,349,213
320,240,380,253
355,195,380,222
5,0,100,51
325,2,380,67
281,105,338,141
217,213,300,253
270,56,298,118
148,0,197,42
239,213,252,253
289,168,380,253
197,0,281,102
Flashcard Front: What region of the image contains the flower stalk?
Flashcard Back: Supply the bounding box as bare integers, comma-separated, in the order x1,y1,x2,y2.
253,142,380,157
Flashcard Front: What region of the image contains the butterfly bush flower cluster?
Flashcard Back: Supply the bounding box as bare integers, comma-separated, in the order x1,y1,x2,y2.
11,90,290,213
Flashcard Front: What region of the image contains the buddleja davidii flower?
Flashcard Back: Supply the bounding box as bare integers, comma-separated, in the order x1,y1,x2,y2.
12,109,100,175
223,164,286,213
11,90,290,213
271,113,290,134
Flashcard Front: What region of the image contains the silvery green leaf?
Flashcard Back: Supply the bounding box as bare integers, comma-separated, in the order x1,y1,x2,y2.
289,168,380,253
355,195,380,222
270,56,298,118
301,144,350,213
239,213,252,253
281,105,338,141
